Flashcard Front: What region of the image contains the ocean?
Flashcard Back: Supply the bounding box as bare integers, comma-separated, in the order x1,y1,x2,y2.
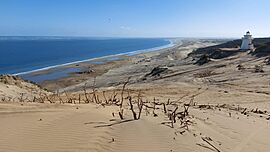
0,37,172,75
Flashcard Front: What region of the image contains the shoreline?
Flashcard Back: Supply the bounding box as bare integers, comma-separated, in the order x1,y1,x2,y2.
37,39,215,91
2,39,270,152
14,39,176,76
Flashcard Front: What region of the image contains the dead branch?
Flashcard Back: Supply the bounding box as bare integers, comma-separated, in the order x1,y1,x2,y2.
183,97,194,116
38,95,45,103
32,96,36,102
120,77,131,108
137,91,144,120
78,94,81,104
44,93,54,103
92,77,99,104
201,137,221,152
19,93,25,102
83,83,90,103
152,98,157,117
128,96,137,120
64,91,73,103
119,109,124,120
102,91,108,104
163,103,167,114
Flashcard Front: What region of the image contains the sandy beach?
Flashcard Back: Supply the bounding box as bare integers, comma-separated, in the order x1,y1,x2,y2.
1,39,270,152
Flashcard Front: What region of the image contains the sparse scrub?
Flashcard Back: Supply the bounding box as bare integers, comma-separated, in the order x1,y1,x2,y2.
6,77,206,133
194,70,218,78
254,65,264,73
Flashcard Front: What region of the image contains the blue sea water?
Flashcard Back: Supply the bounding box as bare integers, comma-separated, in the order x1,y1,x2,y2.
21,67,81,83
0,37,171,75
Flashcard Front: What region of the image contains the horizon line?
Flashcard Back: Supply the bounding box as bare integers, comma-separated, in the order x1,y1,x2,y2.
0,35,239,39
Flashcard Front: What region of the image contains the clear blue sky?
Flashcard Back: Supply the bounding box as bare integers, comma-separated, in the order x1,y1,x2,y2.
0,0,269,38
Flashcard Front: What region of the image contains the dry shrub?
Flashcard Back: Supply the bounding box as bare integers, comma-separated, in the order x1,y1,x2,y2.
254,65,264,73
194,70,218,78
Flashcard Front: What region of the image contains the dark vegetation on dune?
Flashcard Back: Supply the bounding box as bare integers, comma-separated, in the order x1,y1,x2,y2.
252,38,270,57
189,38,270,64
189,39,242,60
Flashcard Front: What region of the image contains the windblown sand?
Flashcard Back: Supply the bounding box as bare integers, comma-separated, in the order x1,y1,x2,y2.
1,40,270,152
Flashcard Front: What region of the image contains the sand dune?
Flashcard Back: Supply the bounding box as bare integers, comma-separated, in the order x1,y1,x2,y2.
1,98,270,152
1,40,270,151
0,75,49,102
0,104,116,152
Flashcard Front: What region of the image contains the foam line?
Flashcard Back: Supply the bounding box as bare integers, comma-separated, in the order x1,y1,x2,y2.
14,39,176,76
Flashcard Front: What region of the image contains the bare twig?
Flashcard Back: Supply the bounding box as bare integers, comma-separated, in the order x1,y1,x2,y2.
120,77,131,108
103,91,108,104
201,137,221,152
137,92,144,120
83,83,90,103
128,96,137,120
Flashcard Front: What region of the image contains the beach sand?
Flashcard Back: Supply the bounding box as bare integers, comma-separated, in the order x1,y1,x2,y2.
1,39,270,152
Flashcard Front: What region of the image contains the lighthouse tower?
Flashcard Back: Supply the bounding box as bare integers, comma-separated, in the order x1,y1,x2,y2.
241,31,254,50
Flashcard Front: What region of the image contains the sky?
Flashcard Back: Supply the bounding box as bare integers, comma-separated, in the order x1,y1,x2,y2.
0,0,270,38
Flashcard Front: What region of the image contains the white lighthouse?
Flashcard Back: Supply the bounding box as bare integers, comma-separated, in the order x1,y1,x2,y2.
241,31,254,50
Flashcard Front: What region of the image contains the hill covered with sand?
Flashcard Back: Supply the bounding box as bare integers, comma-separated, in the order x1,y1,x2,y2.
0,74,50,102
1,39,270,152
